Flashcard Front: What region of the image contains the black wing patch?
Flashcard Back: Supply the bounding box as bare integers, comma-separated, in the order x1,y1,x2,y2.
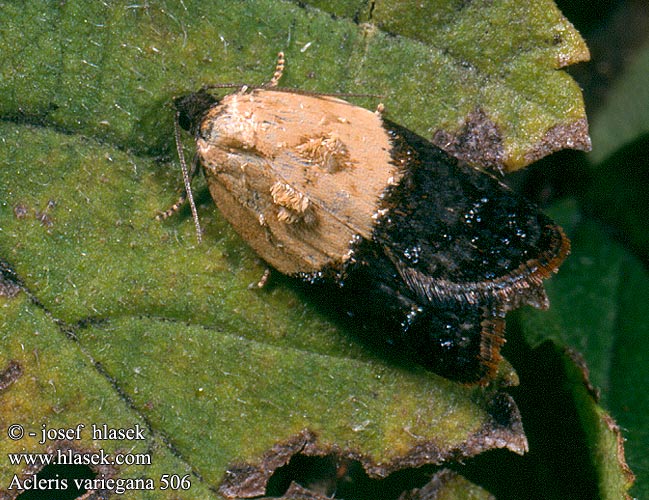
337,121,569,384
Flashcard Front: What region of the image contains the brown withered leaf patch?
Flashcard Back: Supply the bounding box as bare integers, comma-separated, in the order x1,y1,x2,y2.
0,361,22,392
523,118,591,165
0,260,22,298
432,110,591,171
220,431,317,499
432,108,505,171
566,347,601,402
601,413,636,497
219,393,526,499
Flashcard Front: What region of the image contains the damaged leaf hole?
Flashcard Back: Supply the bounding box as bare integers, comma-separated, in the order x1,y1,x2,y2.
265,454,444,500
15,463,96,500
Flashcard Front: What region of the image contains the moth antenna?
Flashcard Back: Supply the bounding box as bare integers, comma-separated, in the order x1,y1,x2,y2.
266,51,285,88
265,86,382,100
201,82,248,91
174,110,203,242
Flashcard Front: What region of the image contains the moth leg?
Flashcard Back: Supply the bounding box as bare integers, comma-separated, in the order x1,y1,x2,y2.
156,154,200,218
249,267,272,289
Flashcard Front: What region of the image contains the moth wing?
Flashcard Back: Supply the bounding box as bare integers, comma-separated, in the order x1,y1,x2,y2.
363,121,570,382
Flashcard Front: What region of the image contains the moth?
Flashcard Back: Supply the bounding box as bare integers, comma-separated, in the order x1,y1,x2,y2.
160,53,570,384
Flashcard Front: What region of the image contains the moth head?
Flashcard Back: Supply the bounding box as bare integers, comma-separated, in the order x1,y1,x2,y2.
173,89,219,135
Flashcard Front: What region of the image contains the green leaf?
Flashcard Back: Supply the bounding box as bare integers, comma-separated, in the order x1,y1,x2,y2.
576,43,649,498
0,123,525,498
0,0,588,171
0,294,216,499
0,1,601,498
516,202,644,500
310,0,592,170
582,133,649,264
588,39,649,164
571,26,649,500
